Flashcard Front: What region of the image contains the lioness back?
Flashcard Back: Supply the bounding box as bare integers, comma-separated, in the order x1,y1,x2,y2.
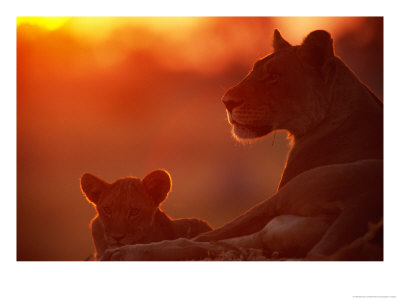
81,169,212,259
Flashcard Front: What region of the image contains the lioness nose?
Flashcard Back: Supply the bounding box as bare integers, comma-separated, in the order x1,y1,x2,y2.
222,95,241,112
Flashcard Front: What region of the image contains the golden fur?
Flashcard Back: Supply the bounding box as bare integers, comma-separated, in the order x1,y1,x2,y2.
328,218,383,261
195,29,383,260
224,30,382,188
81,169,212,259
100,29,383,261
101,161,382,261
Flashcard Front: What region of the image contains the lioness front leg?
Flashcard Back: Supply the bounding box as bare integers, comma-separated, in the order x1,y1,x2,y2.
306,193,383,260
219,214,334,258
193,167,324,243
100,238,226,261
195,195,280,242
195,161,380,244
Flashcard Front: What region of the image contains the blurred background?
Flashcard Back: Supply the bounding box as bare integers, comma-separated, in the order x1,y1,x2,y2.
17,17,383,261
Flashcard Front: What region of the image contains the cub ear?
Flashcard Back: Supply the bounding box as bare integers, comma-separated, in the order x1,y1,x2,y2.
273,29,291,52
299,30,334,69
142,169,172,206
80,173,108,205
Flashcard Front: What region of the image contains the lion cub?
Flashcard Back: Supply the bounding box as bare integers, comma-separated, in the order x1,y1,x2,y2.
81,169,212,259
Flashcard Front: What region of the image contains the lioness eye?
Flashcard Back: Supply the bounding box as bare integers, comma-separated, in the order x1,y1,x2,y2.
103,207,112,215
129,208,139,217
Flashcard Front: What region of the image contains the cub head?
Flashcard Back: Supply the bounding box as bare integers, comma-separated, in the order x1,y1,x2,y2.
222,29,336,140
80,169,172,247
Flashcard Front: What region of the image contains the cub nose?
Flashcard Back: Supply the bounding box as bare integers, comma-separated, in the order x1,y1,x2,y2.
222,95,242,113
110,233,125,242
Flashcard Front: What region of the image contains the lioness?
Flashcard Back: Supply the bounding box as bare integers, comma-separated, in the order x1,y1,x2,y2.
102,29,383,261
81,169,212,259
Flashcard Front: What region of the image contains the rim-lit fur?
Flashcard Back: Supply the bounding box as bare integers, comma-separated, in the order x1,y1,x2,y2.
81,170,212,259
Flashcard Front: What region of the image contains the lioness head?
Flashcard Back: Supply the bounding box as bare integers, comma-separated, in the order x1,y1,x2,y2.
81,169,171,247
223,29,336,140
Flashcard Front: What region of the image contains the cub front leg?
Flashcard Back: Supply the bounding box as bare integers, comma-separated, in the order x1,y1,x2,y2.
90,216,108,260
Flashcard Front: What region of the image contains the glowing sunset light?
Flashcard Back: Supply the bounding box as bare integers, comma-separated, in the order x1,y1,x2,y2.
15,17,375,79
64,17,203,43
57,17,205,69
17,17,70,31
272,17,363,44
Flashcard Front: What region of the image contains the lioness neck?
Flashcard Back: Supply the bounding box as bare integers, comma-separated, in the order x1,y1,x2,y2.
279,59,383,189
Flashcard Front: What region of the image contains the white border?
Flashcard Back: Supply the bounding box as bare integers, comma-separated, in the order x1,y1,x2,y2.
3,1,399,299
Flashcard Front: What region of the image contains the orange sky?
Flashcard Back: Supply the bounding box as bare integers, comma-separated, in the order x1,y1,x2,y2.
16,17,366,74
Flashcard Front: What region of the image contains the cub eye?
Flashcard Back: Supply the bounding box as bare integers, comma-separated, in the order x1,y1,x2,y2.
129,208,139,217
103,207,112,215
266,73,280,83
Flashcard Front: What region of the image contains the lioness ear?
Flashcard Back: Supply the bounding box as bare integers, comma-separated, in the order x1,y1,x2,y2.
299,30,334,69
142,169,172,206
80,173,108,205
273,29,291,52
